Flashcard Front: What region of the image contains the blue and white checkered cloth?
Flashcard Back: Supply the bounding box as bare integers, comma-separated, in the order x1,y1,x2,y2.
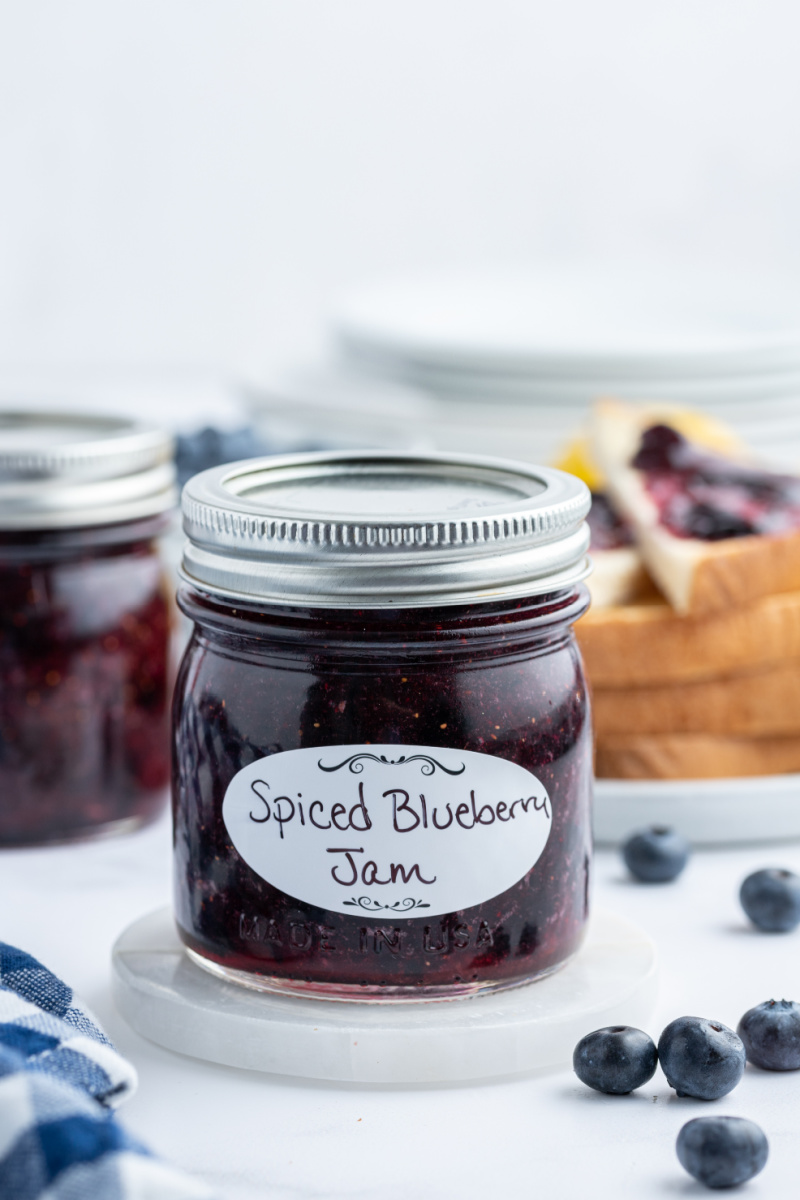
0,943,214,1199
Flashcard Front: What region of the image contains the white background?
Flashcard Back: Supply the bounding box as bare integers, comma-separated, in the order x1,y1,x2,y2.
2,2,800,379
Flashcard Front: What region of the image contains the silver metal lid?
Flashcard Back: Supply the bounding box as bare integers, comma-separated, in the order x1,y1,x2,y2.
0,411,176,529
181,450,591,608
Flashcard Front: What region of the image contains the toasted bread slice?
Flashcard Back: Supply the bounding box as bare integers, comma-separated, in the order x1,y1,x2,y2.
590,398,800,615
587,547,652,609
596,732,800,780
578,589,800,687
593,660,800,737
553,432,654,609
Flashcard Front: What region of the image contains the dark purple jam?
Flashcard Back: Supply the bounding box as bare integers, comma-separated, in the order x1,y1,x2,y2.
0,518,171,844
172,584,592,999
587,492,635,551
631,424,800,541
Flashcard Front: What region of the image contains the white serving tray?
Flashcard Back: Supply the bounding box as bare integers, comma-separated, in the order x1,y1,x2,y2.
594,773,800,846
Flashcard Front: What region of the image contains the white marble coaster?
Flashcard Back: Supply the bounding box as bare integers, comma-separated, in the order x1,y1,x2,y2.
111,906,657,1084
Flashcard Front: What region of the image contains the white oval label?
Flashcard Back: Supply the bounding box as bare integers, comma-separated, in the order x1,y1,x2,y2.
222,744,552,918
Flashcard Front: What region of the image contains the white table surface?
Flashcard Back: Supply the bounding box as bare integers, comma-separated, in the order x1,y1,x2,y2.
4,808,800,1199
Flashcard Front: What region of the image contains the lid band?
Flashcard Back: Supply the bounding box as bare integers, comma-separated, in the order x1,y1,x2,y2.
181,450,591,608
0,411,175,530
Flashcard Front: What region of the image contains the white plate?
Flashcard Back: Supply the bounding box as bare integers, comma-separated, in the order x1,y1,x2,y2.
367,361,800,407
594,774,800,846
335,270,800,377
250,367,800,470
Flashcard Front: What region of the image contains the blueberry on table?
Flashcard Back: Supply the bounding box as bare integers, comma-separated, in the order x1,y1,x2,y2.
658,1017,746,1100
622,826,690,883
740,868,800,932
737,999,800,1070
676,1117,768,1189
573,1026,658,1094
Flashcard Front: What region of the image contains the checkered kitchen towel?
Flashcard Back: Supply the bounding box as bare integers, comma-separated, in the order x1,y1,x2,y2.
0,943,213,1199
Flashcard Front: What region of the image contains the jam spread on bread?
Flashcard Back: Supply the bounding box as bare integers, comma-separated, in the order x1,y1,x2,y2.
587,492,636,551
631,424,800,541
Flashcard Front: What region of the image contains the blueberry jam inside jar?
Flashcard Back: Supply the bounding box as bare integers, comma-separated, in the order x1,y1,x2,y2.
0,412,176,844
174,451,592,1001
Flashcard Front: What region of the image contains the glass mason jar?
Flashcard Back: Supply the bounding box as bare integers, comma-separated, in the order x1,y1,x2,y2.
0,411,176,844
174,451,592,1001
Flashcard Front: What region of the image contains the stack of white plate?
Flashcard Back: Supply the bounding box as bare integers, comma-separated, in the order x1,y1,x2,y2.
314,269,800,467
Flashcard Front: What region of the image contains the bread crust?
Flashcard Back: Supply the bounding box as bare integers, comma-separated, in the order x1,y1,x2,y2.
688,530,800,615
593,661,800,736
596,733,800,780
578,590,800,687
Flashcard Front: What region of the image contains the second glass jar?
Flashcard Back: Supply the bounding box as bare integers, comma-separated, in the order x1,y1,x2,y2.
0,411,175,844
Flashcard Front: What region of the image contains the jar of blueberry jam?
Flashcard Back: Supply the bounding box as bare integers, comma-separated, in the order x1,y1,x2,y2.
174,451,592,1001
0,411,176,844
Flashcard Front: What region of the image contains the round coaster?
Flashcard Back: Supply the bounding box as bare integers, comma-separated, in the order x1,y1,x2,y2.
111,907,657,1084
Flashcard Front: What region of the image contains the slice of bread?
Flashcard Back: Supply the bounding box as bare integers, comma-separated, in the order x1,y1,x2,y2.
593,661,800,737
596,733,800,780
587,547,652,609
553,432,653,609
590,398,800,615
578,589,800,687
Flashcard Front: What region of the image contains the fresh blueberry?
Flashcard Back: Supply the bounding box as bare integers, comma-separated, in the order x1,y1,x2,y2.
573,1025,658,1095
658,1016,745,1100
622,826,690,883
174,426,274,488
676,1117,768,1189
631,423,684,471
740,868,800,932
682,502,754,540
737,999,800,1070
